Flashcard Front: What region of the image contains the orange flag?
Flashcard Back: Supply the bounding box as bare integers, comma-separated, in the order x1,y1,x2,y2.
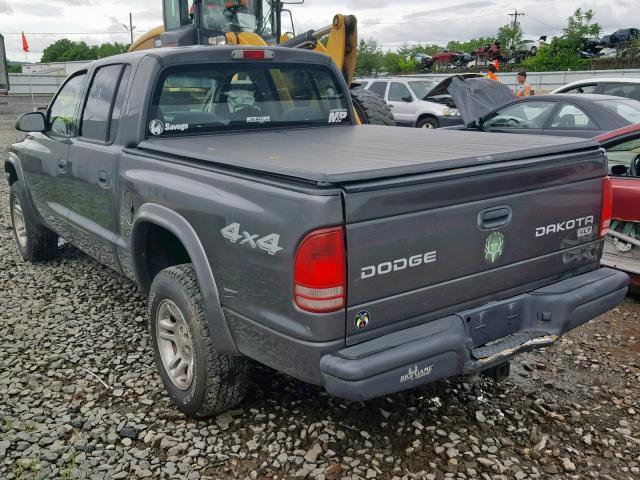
21,31,29,53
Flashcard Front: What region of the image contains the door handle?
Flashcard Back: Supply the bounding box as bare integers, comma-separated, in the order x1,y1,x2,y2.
478,206,512,230
98,170,111,188
57,158,67,173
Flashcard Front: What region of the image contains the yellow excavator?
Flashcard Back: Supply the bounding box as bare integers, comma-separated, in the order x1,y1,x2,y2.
129,0,393,125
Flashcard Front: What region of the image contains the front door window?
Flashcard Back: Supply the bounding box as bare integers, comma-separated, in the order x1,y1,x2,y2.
48,73,87,137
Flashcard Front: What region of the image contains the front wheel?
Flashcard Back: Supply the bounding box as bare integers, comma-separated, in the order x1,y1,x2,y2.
417,117,439,129
350,90,395,126
149,264,250,417
9,181,58,262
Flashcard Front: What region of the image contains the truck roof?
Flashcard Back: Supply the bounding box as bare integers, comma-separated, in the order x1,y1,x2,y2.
89,45,335,70
137,126,599,185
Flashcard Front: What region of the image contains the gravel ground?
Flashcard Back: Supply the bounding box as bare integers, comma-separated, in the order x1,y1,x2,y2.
1,111,640,480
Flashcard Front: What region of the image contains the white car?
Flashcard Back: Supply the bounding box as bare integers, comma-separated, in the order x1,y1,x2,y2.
353,74,481,128
552,77,640,101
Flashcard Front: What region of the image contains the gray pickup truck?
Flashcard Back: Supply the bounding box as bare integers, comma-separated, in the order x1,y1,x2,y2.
5,46,628,417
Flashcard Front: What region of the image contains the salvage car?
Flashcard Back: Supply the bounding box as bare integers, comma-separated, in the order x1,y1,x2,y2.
5,46,628,417
597,124,640,295
447,77,640,137
355,74,481,128
552,78,640,102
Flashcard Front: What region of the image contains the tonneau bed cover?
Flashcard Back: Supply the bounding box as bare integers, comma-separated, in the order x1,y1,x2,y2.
136,125,598,185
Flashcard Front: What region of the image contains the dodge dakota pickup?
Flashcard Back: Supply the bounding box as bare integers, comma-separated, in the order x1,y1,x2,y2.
6,46,628,417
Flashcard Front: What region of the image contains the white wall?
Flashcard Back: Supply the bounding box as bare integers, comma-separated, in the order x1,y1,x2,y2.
404,69,640,93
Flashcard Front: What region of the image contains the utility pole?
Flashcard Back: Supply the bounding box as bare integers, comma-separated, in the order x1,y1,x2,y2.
508,10,524,49
123,13,136,45
508,10,524,30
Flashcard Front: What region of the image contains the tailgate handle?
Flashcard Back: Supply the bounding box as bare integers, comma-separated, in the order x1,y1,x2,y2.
479,206,512,230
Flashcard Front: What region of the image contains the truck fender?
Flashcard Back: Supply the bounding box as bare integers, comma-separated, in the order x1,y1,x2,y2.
4,152,43,224
132,203,239,355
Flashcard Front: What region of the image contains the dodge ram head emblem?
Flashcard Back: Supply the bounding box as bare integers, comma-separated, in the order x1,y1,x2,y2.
484,232,504,263
149,119,165,136
354,311,370,330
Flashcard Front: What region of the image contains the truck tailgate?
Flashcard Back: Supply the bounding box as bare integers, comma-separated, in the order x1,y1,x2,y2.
343,144,606,345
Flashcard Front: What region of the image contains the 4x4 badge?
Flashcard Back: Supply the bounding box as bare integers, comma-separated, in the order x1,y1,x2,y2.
484,232,505,263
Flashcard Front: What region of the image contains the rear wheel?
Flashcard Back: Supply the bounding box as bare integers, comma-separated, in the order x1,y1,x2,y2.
149,264,250,417
9,182,58,262
350,90,395,126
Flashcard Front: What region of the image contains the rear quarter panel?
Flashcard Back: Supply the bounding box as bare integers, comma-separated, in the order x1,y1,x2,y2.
611,177,640,222
116,152,346,343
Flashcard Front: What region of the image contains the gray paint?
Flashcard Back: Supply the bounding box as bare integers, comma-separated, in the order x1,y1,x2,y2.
5,45,628,400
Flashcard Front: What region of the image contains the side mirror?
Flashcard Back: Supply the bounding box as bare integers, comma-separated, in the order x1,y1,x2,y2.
611,164,629,176
16,112,46,133
401,96,413,103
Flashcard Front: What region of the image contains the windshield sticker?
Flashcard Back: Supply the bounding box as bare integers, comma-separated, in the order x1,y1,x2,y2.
149,119,164,136
149,120,189,135
329,109,348,123
247,116,271,124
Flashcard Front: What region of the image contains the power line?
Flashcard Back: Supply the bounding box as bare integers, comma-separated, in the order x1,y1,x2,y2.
525,14,562,31
2,31,135,35
360,13,495,26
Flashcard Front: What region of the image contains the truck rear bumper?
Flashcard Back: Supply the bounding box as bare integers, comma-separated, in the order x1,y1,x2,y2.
319,267,628,401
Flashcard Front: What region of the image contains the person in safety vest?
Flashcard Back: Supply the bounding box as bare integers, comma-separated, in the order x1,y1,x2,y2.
516,71,532,97
486,63,499,81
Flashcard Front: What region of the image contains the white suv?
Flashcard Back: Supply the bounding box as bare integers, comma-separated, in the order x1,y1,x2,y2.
353,74,481,128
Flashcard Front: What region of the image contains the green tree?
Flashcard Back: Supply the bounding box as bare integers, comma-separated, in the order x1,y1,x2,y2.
524,8,602,72
563,8,602,46
497,22,523,50
355,38,384,76
446,37,495,54
41,39,128,63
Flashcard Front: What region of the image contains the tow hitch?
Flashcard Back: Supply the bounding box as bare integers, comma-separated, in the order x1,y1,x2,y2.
482,362,511,382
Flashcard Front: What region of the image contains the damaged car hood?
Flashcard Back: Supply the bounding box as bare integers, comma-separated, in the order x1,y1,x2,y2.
447,76,516,125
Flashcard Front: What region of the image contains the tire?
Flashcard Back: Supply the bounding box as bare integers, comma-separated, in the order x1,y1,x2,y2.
149,264,250,417
350,90,395,126
9,181,58,262
417,116,439,129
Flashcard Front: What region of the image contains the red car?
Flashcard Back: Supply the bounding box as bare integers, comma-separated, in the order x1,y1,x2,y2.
596,124,640,294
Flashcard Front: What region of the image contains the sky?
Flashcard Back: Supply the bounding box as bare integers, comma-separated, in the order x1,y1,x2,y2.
0,0,636,62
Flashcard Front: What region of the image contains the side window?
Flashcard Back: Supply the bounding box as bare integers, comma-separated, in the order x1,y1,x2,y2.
48,73,87,137
164,0,192,30
388,82,411,102
108,66,131,143
562,84,597,94
368,81,388,98
549,103,597,130
80,65,124,142
601,82,640,102
484,101,556,129
605,138,640,176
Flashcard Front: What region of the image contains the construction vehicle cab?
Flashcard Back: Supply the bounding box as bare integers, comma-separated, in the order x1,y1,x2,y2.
159,0,280,48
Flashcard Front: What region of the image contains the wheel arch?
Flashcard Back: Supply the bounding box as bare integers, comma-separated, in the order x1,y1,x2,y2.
4,153,23,185
416,113,439,128
132,203,239,355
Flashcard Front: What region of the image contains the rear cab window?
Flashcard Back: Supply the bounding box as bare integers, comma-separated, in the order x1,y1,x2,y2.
80,64,131,143
147,62,351,137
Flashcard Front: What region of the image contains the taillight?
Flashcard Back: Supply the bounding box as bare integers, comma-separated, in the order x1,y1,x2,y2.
294,227,346,313
600,176,613,238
